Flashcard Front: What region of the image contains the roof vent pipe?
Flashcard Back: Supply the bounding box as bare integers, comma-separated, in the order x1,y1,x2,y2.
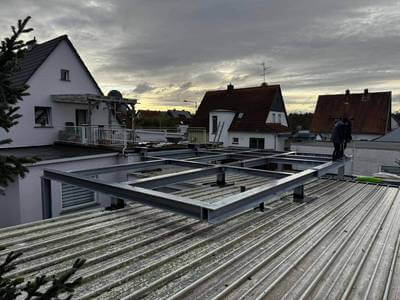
26,37,36,50
227,83,234,91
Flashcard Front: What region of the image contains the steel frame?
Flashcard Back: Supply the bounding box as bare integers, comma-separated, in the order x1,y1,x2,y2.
42,148,349,223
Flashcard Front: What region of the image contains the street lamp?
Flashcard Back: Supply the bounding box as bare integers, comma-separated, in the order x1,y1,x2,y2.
183,100,197,112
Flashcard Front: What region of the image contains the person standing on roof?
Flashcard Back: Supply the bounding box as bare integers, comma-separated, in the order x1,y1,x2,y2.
342,117,352,158
331,118,345,161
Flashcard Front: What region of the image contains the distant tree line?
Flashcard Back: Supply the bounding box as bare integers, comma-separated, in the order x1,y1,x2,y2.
287,112,313,132
136,112,181,128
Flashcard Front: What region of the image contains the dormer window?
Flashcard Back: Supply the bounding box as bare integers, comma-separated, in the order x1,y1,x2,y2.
61,69,70,81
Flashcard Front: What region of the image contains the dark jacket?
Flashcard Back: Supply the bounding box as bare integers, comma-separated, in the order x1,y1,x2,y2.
331,120,345,144
344,121,352,142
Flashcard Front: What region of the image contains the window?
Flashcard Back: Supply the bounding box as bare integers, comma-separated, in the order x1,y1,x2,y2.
278,114,282,124
272,113,276,123
76,109,88,126
61,69,70,81
232,137,239,144
34,106,52,126
249,138,265,149
238,112,244,119
212,116,218,134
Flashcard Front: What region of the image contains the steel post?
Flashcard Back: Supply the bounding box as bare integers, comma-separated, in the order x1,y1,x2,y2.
41,177,52,219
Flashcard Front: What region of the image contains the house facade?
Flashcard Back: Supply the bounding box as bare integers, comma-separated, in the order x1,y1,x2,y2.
192,83,290,150
1,35,121,148
311,89,396,141
0,35,137,227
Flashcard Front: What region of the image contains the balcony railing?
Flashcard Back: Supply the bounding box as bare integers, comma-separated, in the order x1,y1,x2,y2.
57,125,207,147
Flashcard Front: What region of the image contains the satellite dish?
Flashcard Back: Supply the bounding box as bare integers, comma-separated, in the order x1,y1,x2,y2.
108,90,123,99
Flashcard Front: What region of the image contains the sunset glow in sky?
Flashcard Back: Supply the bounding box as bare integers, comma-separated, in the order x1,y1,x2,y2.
1,0,400,113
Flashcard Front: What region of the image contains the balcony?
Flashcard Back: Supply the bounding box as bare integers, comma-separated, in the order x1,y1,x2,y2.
58,125,207,147
57,125,134,147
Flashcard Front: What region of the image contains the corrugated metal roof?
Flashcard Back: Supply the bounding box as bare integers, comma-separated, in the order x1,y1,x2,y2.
1,179,399,299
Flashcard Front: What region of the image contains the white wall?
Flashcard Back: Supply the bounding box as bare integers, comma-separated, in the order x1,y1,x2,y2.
391,117,399,130
227,131,286,151
0,180,21,228
0,152,143,228
315,133,381,141
0,40,113,148
352,134,381,141
209,111,235,146
291,141,400,176
266,110,288,126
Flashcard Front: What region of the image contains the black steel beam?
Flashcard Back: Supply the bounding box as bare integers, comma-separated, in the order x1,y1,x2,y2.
126,166,221,188
72,160,166,176
43,168,212,220
41,177,52,219
206,160,348,223
184,154,230,162
225,165,291,178
267,157,328,165
207,169,318,223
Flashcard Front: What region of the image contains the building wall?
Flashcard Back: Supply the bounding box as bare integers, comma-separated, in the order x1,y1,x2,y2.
0,40,113,148
209,111,236,146
266,111,288,126
227,131,286,151
291,141,400,176
0,180,21,228
315,133,381,141
391,117,399,130
0,152,143,228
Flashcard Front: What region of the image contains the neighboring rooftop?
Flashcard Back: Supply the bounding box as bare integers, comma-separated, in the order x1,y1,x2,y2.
191,84,290,133
0,145,117,161
1,179,399,299
311,89,392,135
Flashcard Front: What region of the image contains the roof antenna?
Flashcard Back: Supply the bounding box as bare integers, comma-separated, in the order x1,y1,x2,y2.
260,62,270,86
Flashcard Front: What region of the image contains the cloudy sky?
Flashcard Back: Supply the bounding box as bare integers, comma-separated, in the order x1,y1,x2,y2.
1,0,400,113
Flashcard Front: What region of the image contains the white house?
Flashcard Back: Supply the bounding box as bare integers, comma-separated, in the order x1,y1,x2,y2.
311,89,396,141
191,83,290,150
2,35,135,148
0,35,137,227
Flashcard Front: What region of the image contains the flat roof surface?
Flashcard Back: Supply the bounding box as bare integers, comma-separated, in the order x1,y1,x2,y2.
1,179,399,299
0,145,118,161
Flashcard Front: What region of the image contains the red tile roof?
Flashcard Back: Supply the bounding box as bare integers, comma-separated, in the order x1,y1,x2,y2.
191,85,290,133
311,91,392,135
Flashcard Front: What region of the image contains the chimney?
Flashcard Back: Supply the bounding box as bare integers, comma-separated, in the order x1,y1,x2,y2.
261,82,268,87
345,89,350,95
362,88,369,101
227,83,234,91
26,37,36,50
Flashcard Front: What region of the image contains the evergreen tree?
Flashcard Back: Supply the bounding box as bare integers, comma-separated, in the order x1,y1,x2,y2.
0,250,85,299
0,16,39,187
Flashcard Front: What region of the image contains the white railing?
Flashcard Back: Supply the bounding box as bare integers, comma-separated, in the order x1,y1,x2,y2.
58,125,207,146
58,125,134,147
187,127,207,144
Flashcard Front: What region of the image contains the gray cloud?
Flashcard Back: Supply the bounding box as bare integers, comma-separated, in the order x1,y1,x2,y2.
133,83,155,94
1,0,400,112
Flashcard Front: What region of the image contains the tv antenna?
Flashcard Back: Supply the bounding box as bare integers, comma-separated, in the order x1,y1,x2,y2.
260,62,271,84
